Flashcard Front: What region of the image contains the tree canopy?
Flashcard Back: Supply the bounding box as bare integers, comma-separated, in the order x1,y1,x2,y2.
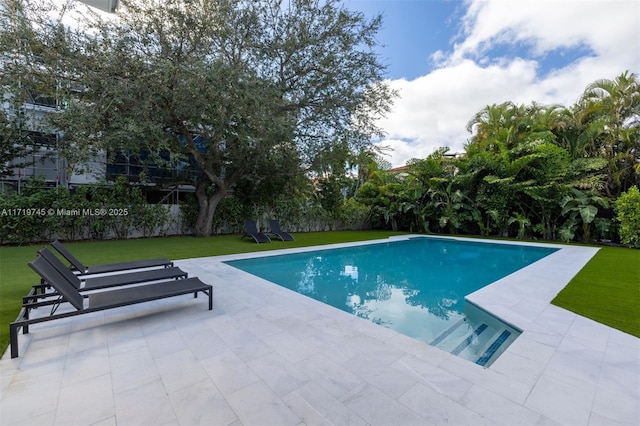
2,0,394,235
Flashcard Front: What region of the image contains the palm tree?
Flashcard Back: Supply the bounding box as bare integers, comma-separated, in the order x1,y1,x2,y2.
574,71,640,196
466,101,522,156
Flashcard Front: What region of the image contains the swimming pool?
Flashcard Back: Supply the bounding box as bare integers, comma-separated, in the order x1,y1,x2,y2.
225,237,558,366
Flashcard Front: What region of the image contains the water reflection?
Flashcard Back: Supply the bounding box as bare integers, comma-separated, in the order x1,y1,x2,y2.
226,238,556,342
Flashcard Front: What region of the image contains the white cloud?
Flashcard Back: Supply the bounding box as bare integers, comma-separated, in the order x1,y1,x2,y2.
378,0,640,167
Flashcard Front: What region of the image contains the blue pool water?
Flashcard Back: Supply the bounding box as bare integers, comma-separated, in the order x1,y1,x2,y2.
225,237,558,366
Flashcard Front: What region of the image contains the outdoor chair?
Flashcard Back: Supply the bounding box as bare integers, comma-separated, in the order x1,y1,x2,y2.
51,239,173,275
268,219,295,241
241,220,272,243
25,248,189,302
10,256,212,358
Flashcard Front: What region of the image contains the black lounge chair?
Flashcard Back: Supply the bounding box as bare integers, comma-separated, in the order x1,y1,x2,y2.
10,256,212,358
26,247,188,300
52,239,173,275
268,219,295,241
241,220,271,243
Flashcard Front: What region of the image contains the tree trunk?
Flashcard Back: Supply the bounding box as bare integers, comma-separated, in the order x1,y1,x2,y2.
193,180,227,237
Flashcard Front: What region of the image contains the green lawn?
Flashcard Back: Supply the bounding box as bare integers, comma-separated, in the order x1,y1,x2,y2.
552,246,640,337
1,232,638,355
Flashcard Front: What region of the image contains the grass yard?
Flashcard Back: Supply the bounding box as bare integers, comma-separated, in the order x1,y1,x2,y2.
552,246,640,338
1,232,638,355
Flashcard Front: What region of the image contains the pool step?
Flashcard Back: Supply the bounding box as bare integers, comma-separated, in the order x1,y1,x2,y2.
451,324,488,355
429,318,466,346
475,329,512,366
431,321,515,367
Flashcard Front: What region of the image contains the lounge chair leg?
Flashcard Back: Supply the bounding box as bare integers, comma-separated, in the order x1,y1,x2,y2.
10,323,19,358
208,290,213,310
22,308,29,334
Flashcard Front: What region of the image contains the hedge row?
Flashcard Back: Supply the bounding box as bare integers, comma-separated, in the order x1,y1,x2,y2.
0,177,170,245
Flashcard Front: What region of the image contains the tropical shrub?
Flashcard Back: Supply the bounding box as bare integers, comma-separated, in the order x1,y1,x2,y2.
615,186,640,248
0,176,171,244
560,188,609,242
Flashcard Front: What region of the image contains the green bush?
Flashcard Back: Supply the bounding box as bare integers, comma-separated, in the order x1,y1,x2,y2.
615,186,640,248
340,198,369,229
0,176,171,244
179,193,199,233
212,197,245,234
0,177,64,244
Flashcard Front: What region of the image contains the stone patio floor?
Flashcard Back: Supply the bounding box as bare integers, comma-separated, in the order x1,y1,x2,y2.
1,236,638,425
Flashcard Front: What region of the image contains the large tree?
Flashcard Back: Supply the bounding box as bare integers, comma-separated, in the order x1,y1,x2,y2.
0,0,53,178
17,0,394,236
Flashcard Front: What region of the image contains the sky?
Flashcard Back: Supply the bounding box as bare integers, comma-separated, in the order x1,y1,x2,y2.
60,0,640,168
343,0,640,167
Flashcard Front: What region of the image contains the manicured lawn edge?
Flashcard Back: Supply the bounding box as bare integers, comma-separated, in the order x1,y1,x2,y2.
552,246,640,337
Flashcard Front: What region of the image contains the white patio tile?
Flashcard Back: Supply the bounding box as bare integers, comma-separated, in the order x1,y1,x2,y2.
438,355,532,405
460,383,549,425
504,334,556,365
394,354,474,402
154,349,207,393
89,416,116,426
281,391,337,426
386,333,451,365
200,349,261,396
54,373,114,426
105,332,148,356
598,361,640,399
591,385,640,425
176,324,229,361
66,324,109,355
247,352,311,396
225,381,301,426
113,379,178,425
61,346,111,387
545,335,606,385
168,378,238,426
488,350,546,387
210,315,275,362
282,381,367,426
587,411,625,426
231,310,284,339
0,370,63,424
398,383,487,426
566,315,612,351
6,351,65,386
145,328,188,359
525,373,596,425
530,305,577,335
298,353,365,399
340,383,428,426
109,346,160,392
342,351,417,399
608,328,640,349
603,339,640,371
13,327,71,368
262,331,324,364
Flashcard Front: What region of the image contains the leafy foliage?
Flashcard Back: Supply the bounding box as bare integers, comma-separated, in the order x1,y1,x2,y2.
0,176,170,244
357,71,638,243
615,186,640,248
